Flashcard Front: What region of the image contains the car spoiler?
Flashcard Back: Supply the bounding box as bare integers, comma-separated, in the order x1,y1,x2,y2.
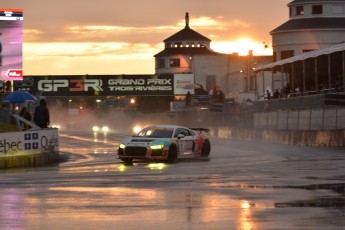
190,128,209,133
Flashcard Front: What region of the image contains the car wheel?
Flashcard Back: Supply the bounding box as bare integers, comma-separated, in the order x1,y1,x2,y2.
201,139,211,157
121,158,133,163
167,144,177,162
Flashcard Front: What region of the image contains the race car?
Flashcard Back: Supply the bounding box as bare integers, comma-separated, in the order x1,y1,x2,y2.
117,125,211,163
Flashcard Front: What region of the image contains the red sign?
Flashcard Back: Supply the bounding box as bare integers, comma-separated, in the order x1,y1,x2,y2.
6,69,23,79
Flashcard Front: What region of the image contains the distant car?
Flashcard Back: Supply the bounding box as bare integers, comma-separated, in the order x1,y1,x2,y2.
117,125,211,163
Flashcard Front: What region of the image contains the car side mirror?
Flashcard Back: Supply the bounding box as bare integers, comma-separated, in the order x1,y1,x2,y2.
177,134,185,139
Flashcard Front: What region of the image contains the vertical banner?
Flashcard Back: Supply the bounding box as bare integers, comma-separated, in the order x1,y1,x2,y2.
0,8,23,81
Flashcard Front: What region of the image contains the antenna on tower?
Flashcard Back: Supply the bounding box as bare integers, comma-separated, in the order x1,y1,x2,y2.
185,12,189,28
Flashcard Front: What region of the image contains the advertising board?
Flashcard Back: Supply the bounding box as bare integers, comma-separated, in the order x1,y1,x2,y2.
0,128,59,155
14,74,194,96
0,8,23,81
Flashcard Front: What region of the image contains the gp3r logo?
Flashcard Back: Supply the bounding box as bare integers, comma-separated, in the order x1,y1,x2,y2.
38,79,103,92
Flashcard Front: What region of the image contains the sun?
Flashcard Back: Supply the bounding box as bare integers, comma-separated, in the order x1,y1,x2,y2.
211,38,272,56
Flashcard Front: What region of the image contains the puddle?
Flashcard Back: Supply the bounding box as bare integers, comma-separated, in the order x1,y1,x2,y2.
274,183,345,208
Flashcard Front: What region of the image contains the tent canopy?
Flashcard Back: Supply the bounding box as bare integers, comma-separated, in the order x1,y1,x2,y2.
1,90,36,104
256,43,345,71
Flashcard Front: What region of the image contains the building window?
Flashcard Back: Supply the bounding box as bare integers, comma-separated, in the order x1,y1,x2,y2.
273,52,277,62
312,5,323,14
157,59,165,68
303,49,315,53
206,75,216,92
187,42,194,47
169,58,180,67
175,42,182,48
281,50,294,60
296,6,304,15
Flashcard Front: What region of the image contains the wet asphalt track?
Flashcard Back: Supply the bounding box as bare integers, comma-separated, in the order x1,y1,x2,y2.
0,131,344,230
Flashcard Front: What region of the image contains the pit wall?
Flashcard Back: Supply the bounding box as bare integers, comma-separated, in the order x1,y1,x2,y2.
0,129,60,169
209,127,345,147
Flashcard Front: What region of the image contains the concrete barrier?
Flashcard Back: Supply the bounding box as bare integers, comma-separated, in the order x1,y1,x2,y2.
209,127,345,147
0,128,60,169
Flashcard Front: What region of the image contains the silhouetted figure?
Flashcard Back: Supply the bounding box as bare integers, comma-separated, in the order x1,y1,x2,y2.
185,91,192,106
19,107,32,131
218,90,225,103
5,81,11,93
209,86,220,103
0,80,3,93
273,89,280,99
195,84,208,95
266,90,271,100
34,99,50,128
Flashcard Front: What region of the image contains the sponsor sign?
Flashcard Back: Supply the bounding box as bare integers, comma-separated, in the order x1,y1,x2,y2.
14,74,191,96
0,129,59,155
174,74,195,95
6,69,23,78
0,8,23,81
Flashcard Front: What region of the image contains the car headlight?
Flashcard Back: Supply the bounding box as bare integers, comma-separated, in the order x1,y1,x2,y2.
150,144,164,150
52,124,61,129
133,125,142,134
102,126,109,132
119,144,126,149
92,126,99,132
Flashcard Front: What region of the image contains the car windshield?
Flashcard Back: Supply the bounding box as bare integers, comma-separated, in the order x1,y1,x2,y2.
136,127,173,138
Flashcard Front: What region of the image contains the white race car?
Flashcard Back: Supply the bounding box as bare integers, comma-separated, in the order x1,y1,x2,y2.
117,125,211,163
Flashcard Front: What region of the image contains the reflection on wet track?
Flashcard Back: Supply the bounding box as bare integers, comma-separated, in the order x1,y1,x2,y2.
0,131,344,229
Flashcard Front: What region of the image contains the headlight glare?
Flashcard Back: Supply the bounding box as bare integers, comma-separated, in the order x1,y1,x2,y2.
150,144,164,150
133,125,141,134
119,144,126,149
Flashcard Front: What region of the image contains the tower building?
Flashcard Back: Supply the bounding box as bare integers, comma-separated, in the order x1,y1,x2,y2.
271,0,345,61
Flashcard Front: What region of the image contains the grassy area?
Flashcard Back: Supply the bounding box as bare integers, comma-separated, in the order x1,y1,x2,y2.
0,122,19,133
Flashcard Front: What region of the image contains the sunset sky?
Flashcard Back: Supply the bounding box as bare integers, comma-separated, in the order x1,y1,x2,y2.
1,0,291,75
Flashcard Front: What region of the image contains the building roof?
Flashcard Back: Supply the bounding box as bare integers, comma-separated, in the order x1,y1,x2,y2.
163,12,211,43
255,42,345,70
164,26,211,43
271,17,345,34
289,0,345,4
154,47,224,57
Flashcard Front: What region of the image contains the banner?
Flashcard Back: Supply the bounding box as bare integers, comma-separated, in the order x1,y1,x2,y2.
0,129,59,155
13,74,194,96
0,8,23,81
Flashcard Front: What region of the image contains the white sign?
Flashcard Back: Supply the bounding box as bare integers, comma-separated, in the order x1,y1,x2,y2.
0,129,59,155
174,74,195,95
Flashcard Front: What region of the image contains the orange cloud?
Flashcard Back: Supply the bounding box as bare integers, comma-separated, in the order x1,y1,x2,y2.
24,42,158,58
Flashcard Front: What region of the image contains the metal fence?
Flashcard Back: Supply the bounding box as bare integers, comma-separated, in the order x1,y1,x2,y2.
250,94,326,113
254,107,345,130
251,94,345,130
191,93,345,130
